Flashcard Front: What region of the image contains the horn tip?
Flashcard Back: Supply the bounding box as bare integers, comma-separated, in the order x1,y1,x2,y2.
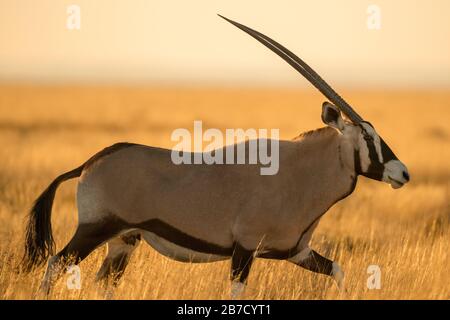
217,14,231,22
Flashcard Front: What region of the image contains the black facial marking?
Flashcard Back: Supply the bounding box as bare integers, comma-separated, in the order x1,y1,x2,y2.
296,250,333,276
360,122,398,164
230,243,254,283
379,137,398,163
359,123,384,181
403,171,410,181
366,141,383,165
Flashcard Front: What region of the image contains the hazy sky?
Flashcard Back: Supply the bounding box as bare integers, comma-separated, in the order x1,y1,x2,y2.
0,0,449,88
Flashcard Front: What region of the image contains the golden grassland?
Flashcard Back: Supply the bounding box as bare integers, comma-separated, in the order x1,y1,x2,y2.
0,85,448,299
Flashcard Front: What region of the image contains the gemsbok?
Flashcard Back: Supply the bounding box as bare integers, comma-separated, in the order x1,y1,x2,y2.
22,15,410,298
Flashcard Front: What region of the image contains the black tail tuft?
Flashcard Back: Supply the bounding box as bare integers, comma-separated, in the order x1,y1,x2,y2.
21,166,83,273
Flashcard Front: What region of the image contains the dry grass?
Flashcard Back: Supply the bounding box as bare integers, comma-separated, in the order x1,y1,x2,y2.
0,85,448,299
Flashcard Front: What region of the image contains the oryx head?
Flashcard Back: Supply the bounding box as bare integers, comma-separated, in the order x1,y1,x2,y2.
220,15,410,188
320,102,409,188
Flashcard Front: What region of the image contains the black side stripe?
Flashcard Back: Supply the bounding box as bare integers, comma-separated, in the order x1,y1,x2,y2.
135,219,233,256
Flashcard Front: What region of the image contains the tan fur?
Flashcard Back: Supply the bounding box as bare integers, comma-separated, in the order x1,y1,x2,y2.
77,126,357,253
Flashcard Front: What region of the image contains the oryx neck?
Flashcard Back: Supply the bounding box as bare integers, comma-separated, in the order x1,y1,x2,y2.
292,126,357,193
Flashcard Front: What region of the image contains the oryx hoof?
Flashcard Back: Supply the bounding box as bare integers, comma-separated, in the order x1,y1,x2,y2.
332,262,345,291
230,281,246,300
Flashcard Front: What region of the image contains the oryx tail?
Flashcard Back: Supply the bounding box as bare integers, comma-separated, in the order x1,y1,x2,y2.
22,165,84,272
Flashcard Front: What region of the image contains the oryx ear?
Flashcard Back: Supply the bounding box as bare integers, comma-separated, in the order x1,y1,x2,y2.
321,102,345,132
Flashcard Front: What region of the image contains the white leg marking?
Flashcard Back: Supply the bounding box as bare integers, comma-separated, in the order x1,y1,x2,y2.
230,281,246,300
104,288,115,300
39,255,64,296
332,262,345,291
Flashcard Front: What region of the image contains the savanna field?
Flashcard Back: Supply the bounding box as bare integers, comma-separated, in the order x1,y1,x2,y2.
0,85,448,299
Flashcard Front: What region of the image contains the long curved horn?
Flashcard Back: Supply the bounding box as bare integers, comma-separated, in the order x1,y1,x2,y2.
218,14,363,123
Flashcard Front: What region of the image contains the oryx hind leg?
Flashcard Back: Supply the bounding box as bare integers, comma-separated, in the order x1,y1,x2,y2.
39,218,125,296
96,231,141,286
288,247,344,290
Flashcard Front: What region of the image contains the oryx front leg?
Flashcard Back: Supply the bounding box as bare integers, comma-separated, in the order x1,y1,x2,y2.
229,243,254,299
288,248,344,290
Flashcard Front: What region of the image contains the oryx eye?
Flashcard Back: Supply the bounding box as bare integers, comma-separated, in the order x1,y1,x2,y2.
364,135,373,142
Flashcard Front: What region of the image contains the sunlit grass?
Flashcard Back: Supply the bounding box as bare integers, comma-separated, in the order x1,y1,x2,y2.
0,85,448,299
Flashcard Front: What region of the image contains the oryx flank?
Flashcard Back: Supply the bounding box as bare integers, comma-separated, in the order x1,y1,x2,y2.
22,16,410,298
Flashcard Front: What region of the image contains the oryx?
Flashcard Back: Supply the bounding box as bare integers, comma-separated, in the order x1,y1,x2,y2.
22,16,409,298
